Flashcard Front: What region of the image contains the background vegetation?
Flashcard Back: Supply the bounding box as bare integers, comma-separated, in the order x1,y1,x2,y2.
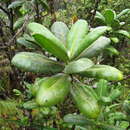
0,0,130,129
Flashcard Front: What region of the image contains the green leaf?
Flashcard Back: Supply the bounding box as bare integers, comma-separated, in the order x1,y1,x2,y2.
119,121,129,129
104,9,116,25
95,16,106,25
23,100,38,110
14,17,25,30
116,30,130,39
95,11,106,24
36,74,71,106
117,9,130,19
95,79,109,98
64,58,94,74
96,11,105,21
23,34,39,44
13,89,22,96
109,89,121,101
30,77,48,96
123,100,130,114
28,22,69,62
106,46,119,56
23,34,43,49
63,114,124,130
71,85,100,119
75,26,111,60
101,125,125,130
78,65,123,81
23,34,35,41
77,36,111,58
75,126,88,130
110,37,119,43
81,85,99,100
108,112,127,120
63,114,92,125
8,1,24,9
19,1,32,15
12,52,64,74
51,21,69,44
111,19,120,30
66,19,89,59
100,97,112,104
95,79,111,104
17,37,39,49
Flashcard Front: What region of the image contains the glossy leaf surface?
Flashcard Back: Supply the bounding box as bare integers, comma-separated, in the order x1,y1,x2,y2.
78,65,123,81
95,79,109,98
30,77,48,96
64,58,94,74
77,36,111,58
104,9,116,25
75,26,111,60
17,37,39,49
28,22,69,61
116,30,130,38
12,52,64,74
51,21,69,44
106,46,119,56
8,0,24,9
71,85,100,119
117,9,130,18
66,19,89,59
36,74,71,106
64,114,90,125
95,11,105,23
14,17,25,30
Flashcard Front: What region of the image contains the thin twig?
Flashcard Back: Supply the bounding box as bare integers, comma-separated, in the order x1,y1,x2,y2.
0,5,10,16
0,46,8,49
90,0,101,26
7,15,32,46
